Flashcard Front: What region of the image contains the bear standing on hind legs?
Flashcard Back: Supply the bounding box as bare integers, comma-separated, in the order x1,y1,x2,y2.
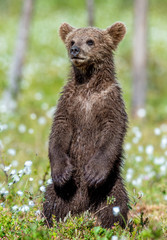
43,22,129,228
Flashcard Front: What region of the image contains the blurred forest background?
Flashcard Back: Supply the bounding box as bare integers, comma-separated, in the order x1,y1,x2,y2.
0,0,167,238
0,0,167,120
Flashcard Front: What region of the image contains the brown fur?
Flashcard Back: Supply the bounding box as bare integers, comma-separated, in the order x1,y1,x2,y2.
43,22,129,228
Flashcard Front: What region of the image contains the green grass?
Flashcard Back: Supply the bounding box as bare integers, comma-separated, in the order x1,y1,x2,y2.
0,0,167,239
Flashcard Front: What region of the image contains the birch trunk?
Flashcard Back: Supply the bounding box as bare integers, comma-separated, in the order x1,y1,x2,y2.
132,0,148,118
1,0,34,112
86,0,95,26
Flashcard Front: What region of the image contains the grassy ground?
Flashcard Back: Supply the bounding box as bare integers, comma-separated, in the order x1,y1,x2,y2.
0,0,167,239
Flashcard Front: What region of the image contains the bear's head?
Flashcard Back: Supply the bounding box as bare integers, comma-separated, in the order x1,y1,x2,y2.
59,22,126,69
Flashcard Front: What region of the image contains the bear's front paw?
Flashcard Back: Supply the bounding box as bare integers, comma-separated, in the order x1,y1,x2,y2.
84,160,109,188
51,159,73,187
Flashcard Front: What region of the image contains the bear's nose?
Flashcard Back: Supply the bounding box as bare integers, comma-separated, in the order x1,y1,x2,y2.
70,45,80,58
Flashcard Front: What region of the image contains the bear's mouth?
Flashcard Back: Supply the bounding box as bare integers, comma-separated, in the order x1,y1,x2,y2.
70,56,90,67
71,57,85,60
71,57,87,66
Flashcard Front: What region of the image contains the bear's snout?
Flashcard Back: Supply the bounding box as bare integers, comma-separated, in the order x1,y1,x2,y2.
70,45,80,58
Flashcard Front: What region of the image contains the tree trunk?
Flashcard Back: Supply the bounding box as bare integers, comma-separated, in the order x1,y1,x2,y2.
132,0,148,118
1,0,34,112
86,0,95,26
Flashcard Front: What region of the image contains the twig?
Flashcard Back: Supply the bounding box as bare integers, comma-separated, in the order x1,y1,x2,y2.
41,211,50,228
94,205,108,215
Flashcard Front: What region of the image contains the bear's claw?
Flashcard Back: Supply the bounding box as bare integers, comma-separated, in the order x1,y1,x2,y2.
51,161,73,187
84,160,108,188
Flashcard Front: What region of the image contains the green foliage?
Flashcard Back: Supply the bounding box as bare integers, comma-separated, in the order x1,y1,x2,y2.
107,196,116,205
0,205,164,239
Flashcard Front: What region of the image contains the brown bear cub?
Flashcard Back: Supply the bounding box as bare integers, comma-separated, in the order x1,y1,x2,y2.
43,22,129,228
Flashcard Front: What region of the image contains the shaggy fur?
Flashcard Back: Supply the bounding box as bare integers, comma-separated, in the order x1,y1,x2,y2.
43,22,129,228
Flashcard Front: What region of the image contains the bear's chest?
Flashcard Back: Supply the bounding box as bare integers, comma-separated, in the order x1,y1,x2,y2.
68,85,113,127
76,94,98,117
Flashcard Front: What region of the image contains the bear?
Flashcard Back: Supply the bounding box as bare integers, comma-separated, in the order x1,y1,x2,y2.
43,22,129,229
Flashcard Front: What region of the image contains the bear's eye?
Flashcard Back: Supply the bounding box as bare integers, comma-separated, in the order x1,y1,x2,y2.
71,40,75,46
86,39,94,46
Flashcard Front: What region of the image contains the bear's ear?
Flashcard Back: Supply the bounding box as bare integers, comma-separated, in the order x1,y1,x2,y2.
59,23,75,43
106,22,126,49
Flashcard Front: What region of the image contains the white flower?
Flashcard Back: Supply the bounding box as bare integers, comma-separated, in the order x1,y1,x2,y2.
30,113,37,120
10,169,17,176
38,116,46,125
21,205,30,212
47,178,53,185
46,106,55,118
135,130,142,139
0,123,8,132
12,205,18,211
112,206,120,216
29,201,35,207
127,168,134,174
40,186,46,192
4,165,12,172
38,180,43,185
28,128,34,134
154,157,165,165
138,145,144,153
18,124,26,133
24,160,32,167
160,165,166,175
138,191,144,197
111,235,118,240
137,108,146,118
0,202,5,207
154,128,161,135
18,170,24,177
124,143,131,151
135,156,142,162
8,182,13,187
132,176,143,187
12,175,20,183
126,173,132,182
35,92,42,100
164,195,167,201
161,136,167,149
17,190,23,196
29,177,34,182
0,103,8,113
132,126,139,134
35,210,41,216
132,137,139,144
23,166,31,175
126,168,134,182
7,148,16,156
145,145,154,155
0,188,9,196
